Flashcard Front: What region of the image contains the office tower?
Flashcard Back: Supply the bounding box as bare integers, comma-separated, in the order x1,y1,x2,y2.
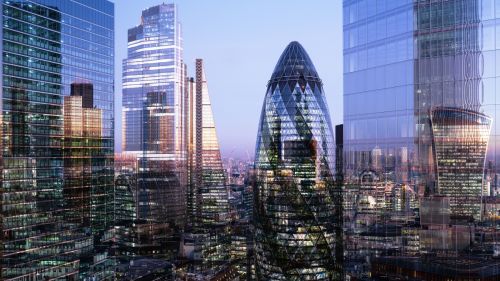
184,59,230,271
122,3,187,259
71,82,94,109
63,91,103,225
343,0,494,210
430,107,492,220
228,184,254,280
1,0,115,280
187,77,196,224
190,59,229,227
253,41,340,280
335,125,344,181
343,0,500,278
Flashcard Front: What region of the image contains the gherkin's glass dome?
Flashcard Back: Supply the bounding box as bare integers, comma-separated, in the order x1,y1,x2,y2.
253,41,340,280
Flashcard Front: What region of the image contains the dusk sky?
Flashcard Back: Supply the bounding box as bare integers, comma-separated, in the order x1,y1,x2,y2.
114,0,343,158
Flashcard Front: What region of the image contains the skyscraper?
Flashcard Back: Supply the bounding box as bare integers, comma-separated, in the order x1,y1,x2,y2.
122,3,187,260
190,59,229,228
343,0,495,209
430,107,492,221
184,59,230,271
343,0,500,278
1,0,115,280
253,41,340,280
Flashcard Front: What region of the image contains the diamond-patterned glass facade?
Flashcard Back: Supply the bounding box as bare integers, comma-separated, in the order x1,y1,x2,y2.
253,41,340,280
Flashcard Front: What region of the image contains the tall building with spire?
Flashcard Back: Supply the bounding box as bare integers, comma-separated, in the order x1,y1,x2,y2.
183,59,230,272
253,41,340,280
121,3,187,260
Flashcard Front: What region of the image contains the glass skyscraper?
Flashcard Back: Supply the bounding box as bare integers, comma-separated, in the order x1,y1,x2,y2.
1,0,115,280
344,0,500,278
183,59,230,272
430,107,492,220
253,41,340,280
121,3,187,260
186,59,229,228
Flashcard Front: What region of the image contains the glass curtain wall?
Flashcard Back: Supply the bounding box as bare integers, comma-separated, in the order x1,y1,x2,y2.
1,0,115,280
121,3,187,260
343,0,500,279
254,41,340,280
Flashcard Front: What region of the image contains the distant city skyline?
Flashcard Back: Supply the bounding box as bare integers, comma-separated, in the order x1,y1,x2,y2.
2,1,500,280
114,0,343,158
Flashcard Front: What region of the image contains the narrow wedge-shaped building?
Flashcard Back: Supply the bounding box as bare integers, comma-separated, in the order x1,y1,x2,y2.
183,59,230,273
188,59,229,229
253,41,340,280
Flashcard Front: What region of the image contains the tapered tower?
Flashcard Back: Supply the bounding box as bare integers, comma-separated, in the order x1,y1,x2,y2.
185,59,230,271
253,41,340,280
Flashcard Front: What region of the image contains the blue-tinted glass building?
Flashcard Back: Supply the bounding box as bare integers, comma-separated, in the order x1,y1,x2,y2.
253,41,341,280
121,3,187,260
344,0,500,278
0,0,115,280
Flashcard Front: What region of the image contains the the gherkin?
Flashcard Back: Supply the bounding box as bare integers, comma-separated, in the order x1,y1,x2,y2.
253,41,340,280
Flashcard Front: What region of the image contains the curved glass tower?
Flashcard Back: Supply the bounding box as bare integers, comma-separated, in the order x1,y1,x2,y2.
253,41,340,280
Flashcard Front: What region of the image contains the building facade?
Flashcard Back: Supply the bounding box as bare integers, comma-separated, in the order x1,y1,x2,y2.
430,107,492,221
253,41,340,280
343,0,498,210
343,0,500,278
1,0,115,280
189,59,229,228
183,59,230,272
121,3,187,260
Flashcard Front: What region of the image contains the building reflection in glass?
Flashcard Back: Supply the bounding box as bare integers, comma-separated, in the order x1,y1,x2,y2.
343,0,499,279
430,107,492,221
1,0,115,280
182,59,230,272
63,84,103,226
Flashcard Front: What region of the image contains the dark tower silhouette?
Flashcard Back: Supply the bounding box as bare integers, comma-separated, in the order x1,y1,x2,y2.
71,82,94,108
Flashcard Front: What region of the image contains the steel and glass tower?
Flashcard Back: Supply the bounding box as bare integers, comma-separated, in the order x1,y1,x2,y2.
430,107,492,221
122,3,187,259
189,59,229,228
0,0,115,280
343,0,500,278
184,59,230,271
253,41,340,280
343,0,495,217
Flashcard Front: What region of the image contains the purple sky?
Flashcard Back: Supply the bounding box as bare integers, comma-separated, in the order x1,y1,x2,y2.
113,0,343,159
